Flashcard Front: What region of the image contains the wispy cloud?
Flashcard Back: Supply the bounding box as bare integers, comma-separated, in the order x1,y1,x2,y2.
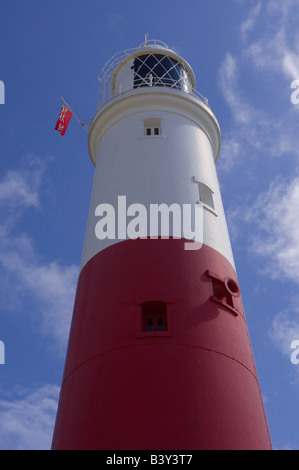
105,12,126,36
217,51,268,172
0,157,78,351
244,0,299,82
219,52,261,125
0,384,59,450
246,176,299,283
0,234,78,348
0,155,43,233
267,0,299,18
222,2,299,374
0,157,80,449
240,1,262,41
232,174,299,367
219,0,299,173
217,136,241,173
268,309,299,387
0,170,39,209
246,26,299,82
269,311,299,358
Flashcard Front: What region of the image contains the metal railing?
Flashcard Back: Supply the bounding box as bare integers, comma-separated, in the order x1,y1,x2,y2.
97,40,209,109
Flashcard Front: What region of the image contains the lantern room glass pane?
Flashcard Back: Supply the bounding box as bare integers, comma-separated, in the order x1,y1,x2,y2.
133,54,187,90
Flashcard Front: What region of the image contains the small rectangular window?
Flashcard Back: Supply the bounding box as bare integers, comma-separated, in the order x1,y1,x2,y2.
146,317,154,331
143,118,162,137
142,301,168,332
157,316,165,331
193,178,216,214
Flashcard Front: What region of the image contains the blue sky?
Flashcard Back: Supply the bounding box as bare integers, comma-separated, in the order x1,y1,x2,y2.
0,0,299,450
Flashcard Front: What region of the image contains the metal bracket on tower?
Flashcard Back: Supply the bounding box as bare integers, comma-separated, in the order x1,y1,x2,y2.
60,96,92,133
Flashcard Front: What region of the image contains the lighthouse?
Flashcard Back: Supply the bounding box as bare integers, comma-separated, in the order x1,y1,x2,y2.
51,38,272,450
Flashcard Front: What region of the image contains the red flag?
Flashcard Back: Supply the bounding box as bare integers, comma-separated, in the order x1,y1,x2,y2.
54,103,72,136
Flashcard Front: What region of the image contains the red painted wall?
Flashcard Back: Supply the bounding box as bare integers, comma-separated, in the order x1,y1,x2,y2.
52,238,272,450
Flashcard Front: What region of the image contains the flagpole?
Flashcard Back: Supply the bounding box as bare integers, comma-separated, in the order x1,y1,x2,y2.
60,96,91,133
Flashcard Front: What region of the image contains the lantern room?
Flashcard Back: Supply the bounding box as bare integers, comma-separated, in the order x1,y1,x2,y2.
98,38,200,106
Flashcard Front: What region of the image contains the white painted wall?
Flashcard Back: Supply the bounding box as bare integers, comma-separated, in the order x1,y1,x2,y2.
81,87,235,271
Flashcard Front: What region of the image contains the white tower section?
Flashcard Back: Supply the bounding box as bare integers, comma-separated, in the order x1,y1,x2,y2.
82,39,234,271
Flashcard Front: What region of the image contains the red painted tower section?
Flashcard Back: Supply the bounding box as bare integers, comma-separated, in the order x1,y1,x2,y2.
51,40,272,450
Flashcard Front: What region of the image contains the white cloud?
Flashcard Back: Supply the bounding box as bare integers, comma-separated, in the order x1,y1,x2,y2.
228,173,299,366
218,0,299,173
217,52,273,171
282,51,299,81
0,171,39,209
105,12,125,35
217,135,241,173
218,52,261,125
0,158,77,450
0,158,41,212
0,384,59,450
246,27,299,82
244,1,299,82
268,309,299,385
0,158,78,351
269,311,299,357
247,176,299,283
0,234,78,348
240,2,262,41
267,0,299,17
218,7,299,373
